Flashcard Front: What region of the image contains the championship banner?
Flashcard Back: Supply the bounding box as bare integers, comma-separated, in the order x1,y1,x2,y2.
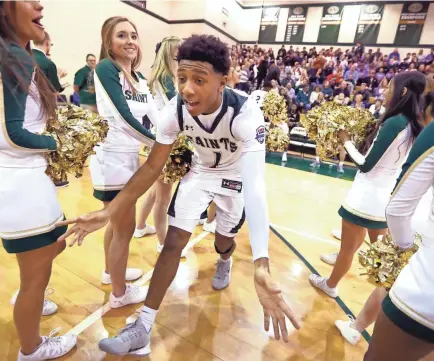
355,3,384,44
395,2,429,46
258,7,280,43
121,1,146,12
284,6,308,43
317,5,345,44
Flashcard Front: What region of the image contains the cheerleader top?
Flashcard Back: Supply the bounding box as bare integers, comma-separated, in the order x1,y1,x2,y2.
152,74,176,111
386,120,434,330
94,59,157,153
0,43,57,168
343,114,411,186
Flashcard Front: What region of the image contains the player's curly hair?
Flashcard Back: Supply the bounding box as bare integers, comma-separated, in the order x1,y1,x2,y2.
177,34,230,75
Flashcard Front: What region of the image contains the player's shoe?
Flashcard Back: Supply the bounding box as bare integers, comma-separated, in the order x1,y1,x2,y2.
320,252,338,265
99,317,151,356
309,274,338,298
133,225,156,238
17,328,77,361
109,284,147,309
212,257,232,290
335,316,362,345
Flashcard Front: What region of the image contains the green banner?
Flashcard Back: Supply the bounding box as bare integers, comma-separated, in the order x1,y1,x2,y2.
284,6,308,43
395,2,429,46
355,3,384,44
317,5,344,44
258,7,280,43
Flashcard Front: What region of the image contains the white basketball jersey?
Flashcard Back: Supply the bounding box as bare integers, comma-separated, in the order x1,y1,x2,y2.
250,89,267,108
176,88,248,177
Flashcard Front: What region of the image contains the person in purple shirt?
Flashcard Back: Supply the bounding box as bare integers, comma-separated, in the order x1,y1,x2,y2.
388,48,400,62
344,64,359,84
425,48,434,65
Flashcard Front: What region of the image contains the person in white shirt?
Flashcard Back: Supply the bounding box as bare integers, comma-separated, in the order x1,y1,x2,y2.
369,98,386,120
58,34,300,356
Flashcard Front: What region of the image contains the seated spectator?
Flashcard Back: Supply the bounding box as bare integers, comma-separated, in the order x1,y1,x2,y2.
365,69,379,91
352,93,365,109
296,83,311,111
374,78,389,100
333,80,350,103
288,103,301,128
375,67,385,82
344,64,359,84
425,48,434,65
321,80,334,100
418,63,426,73
310,85,321,104
334,92,348,105
285,82,296,101
356,82,371,105
311,92,325,108
385,67,395,80
369,98,386,120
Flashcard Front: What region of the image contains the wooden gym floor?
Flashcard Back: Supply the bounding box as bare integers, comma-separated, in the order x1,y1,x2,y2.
0,154,432,361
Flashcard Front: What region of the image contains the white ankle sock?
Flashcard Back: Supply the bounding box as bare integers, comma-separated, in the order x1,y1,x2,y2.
315,156,320,162
140,305,157,332
220,257,231,263
339,162,344,167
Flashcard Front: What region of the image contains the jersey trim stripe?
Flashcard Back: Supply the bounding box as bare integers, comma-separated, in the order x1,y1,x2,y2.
176,95,184,132
192,90,229,134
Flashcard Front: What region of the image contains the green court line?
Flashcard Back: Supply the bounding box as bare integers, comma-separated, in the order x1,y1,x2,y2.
270,225,371,343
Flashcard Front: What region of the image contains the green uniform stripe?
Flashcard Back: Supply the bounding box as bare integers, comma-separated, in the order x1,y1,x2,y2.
2,43,56,151
95,59,155,141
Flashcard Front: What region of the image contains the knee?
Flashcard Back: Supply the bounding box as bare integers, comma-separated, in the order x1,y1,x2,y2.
20,266,52,292
163,227,190,252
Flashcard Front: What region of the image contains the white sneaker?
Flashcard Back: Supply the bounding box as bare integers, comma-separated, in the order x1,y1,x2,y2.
157,243,163,254
203,220,216,234
309,274,338,298
101,268,143,285
133,225,156,238
337,164,345,174
212,258,232,290
320,252,339,266
335,317,362,345
332,229,342,240
11,289,58,316
17,328,77,361
109,284,147,309
282,152,288,162
310,160,320,168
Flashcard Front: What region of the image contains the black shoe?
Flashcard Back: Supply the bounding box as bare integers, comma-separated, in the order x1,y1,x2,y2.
55,181,69,188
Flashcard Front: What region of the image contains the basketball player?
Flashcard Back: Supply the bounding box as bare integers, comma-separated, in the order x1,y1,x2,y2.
58,34,300,356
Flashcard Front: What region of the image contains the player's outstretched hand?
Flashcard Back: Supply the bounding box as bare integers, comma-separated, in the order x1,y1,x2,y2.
254,267,301,342
56,209,110,247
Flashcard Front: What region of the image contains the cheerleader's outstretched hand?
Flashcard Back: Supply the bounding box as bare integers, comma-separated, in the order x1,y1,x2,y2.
56,209,110,246
338,129,351,143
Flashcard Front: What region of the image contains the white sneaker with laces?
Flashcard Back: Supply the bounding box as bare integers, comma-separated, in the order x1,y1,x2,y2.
309,274,338,298
109,284,147,309
11,289,58,316
212,258,233,290
320,252,339,266
335,316,362,345
203,220,216,234
17,328,77,361
133,225,156,238
101,268,143,285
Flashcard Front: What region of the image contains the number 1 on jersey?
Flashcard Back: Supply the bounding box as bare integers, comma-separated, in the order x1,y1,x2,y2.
210,151,222,168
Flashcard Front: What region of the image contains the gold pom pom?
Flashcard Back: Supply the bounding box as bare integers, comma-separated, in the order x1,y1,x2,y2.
266,127,289,153
159,134,194,184
358,234,420,289
44,105,108,183
262,92,288,126
300,102,376,159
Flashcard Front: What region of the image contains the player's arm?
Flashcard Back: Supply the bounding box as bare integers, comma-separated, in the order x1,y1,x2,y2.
94,59,155,146
57,101,180,244
2,44,57,152
341,115,408,173
386,122,434,249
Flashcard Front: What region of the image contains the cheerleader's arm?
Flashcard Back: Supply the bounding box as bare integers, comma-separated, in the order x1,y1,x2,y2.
2,45,57,152
344,115,408,173
386,122,434,249
94,59,155,146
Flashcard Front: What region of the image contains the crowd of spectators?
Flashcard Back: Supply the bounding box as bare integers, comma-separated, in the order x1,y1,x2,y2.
230,43,434,124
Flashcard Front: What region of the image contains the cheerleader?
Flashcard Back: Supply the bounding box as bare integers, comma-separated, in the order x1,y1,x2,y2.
310,72,426,298
335,91,434,346
134,36,181,250
0,1,76,359
89,16,157,306
364,105,434,361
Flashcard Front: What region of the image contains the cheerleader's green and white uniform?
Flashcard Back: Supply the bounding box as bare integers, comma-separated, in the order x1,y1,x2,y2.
340,114,412,229
0,43,66,253
384,120,434,342
90,59,157,201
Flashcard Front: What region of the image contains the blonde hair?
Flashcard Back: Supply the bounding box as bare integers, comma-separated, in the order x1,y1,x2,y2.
148,36,181,94
99,16,142,70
